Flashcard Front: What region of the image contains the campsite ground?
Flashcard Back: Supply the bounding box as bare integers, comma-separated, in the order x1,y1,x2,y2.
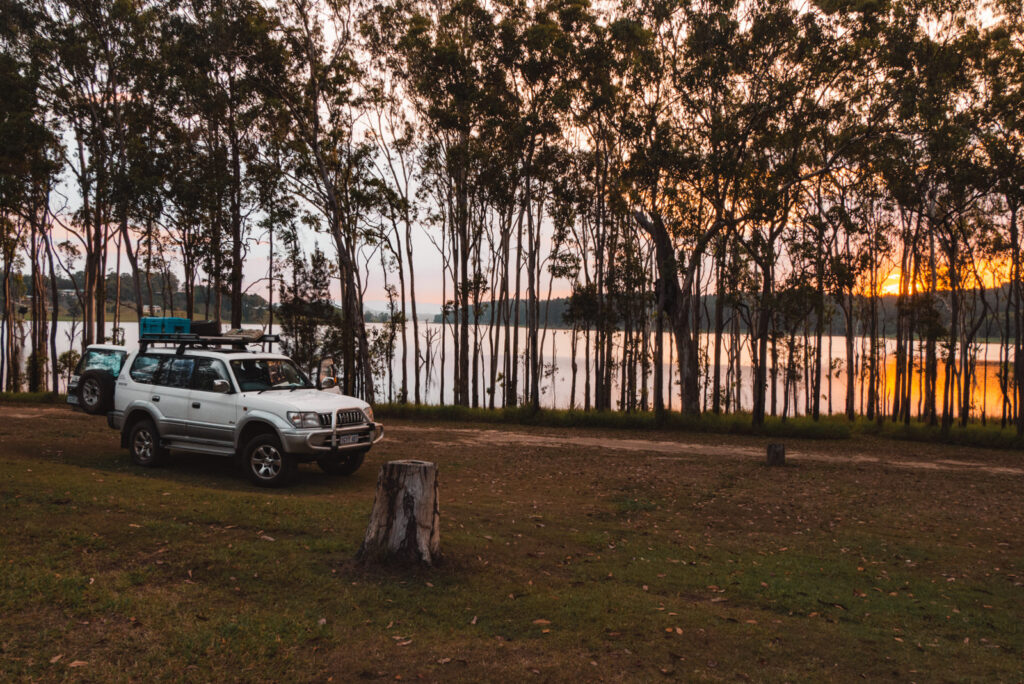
2,403,1022,681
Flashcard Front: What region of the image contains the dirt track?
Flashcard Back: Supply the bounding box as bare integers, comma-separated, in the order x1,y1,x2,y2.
389,424,1024,477
6,402,1022,477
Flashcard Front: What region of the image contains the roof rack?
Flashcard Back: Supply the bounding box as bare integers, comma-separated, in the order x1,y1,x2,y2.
139,331,280,355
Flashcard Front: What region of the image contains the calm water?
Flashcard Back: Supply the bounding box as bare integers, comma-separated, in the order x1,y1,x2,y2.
5,319,1012,418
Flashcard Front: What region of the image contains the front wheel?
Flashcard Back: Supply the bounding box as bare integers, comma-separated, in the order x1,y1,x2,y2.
129,419,168,467
243,433,296,488
317,448,367,476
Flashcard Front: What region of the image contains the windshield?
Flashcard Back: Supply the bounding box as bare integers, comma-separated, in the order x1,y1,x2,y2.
78,348,128,376
230,358,312,391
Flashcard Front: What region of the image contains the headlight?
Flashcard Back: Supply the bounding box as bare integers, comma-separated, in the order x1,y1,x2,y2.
362,406,374,422
287,411,321,429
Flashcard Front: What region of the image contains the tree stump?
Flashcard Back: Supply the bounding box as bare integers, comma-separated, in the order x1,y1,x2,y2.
357,460,440,565
766,443,786,467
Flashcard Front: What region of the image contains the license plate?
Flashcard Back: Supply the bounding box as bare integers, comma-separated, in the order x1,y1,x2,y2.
337,434,359,445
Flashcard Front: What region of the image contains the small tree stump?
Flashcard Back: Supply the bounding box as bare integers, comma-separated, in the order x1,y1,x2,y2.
357,460,440,565
766,443,786,467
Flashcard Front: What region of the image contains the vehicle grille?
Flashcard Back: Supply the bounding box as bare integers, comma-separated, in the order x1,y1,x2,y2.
336,409,365,426
318,413,332,427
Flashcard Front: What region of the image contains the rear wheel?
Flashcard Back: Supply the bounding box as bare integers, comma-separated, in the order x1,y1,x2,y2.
317,448,367,476
243,433,296,488
79,370,114,415
129,419,168,467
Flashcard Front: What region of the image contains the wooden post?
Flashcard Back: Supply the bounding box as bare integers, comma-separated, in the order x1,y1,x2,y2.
357,460,440,565
766,443,786,467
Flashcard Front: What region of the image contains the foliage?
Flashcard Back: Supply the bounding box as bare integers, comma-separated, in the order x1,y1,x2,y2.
277,244,342,377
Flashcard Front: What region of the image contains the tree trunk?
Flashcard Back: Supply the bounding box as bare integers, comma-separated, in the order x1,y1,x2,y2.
357,460,440,566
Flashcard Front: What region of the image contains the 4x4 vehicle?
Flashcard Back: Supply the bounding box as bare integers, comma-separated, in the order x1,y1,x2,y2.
67,344,129,415
102,332,383,487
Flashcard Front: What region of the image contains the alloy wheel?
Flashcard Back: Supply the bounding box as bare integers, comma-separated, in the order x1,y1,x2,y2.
251,444,282,480
133,428,153,462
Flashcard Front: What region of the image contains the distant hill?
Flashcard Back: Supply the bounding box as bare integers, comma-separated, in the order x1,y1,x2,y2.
426,286,1012,338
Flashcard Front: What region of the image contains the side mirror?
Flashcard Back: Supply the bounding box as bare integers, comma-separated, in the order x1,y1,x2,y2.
212,379,231,394
320,376,337,390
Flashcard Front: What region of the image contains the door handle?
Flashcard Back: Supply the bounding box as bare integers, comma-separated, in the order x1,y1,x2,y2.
192,402,201,409
152,396,160,402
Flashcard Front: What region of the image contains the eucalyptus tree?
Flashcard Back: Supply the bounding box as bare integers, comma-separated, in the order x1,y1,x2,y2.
278,240,341,376
623,0,849,421
41,0,159,346
387,0,509,406
364,80,423,404
0,0,60,391
265,0,379,402
160,0,278,327
501,0,586,411
980,1,1024,433
870,0,990,426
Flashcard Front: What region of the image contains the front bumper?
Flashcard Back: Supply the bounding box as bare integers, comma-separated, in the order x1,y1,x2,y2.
280,421,384,457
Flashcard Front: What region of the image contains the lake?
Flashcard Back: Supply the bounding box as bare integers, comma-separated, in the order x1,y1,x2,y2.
4,319,1012,419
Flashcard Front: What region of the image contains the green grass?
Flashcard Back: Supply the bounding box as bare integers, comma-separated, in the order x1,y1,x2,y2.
376,402,1024,450
2,404,1023,680
0,391,66,404
375,403,854,439
859,418,1024,450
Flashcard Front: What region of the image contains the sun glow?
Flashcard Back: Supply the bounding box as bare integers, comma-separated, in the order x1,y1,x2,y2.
879,272,902,296
875,260,1009,298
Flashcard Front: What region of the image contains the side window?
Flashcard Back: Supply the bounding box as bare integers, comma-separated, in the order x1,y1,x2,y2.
191,358,231,392
129,354,165,384
156,357,196,388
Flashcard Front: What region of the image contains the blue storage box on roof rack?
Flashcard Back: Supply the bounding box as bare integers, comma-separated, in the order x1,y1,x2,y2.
140,317,191,336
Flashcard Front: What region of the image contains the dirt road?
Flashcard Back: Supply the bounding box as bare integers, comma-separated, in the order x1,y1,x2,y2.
388,424,1024,477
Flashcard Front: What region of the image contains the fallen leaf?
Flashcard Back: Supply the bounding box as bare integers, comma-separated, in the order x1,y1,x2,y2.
260,535,275,542
470,616,478,625
532,619,551,625
49,655,62,664
69,661,88,668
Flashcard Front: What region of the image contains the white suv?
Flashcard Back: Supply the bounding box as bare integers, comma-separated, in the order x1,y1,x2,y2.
107,345,383,487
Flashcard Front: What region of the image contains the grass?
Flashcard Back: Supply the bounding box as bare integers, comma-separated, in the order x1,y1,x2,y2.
0,391,66,404
376,402,1024,451
2,403,1023,680
1,390,1022,448
376,403,855,439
